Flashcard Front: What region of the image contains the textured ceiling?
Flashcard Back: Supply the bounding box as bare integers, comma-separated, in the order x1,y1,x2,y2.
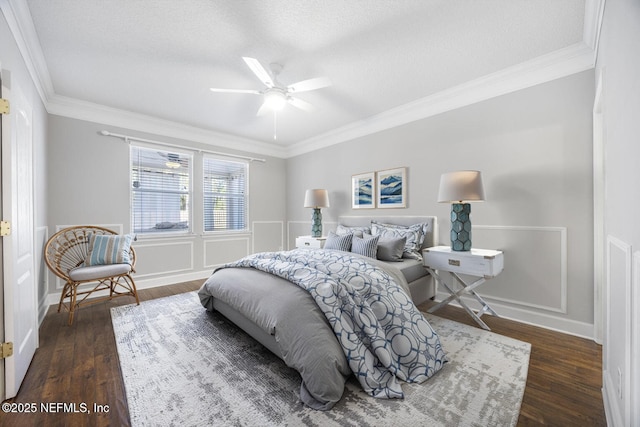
22,0,586,150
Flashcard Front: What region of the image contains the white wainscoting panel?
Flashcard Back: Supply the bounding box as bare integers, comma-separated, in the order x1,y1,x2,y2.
134,240,194,278
203,236,250,269
252,221,284,253
602,236,631,427
472,225,567,313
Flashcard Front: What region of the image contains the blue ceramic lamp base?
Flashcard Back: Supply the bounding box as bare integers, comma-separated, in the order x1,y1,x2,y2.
450,203,472,251
311,208,323,237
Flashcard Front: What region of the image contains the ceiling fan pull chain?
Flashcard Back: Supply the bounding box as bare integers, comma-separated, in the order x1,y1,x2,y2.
273,112,278,140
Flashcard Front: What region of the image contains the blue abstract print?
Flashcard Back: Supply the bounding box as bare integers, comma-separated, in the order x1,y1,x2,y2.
379,174,403,204
355,177,373,205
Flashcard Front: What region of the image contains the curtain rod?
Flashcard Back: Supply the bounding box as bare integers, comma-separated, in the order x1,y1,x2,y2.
99,130,267,163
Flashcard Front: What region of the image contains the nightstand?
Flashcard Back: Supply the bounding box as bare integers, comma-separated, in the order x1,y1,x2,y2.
295,235,327,249
423,245,504,330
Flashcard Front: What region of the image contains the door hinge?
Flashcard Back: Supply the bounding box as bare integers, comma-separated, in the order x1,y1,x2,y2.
0,220,10,236
1,342,13,359
0,98,9,114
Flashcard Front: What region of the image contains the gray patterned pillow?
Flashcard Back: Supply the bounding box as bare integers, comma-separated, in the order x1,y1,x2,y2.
351,234,380,259
370,221,427,260
324,232,353,252
336,224,371,238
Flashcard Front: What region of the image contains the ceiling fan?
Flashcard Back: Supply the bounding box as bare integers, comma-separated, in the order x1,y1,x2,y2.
210,57,331,137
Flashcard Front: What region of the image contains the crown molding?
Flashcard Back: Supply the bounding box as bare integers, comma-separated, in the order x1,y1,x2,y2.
285,41,596,158
46,94,288,158
584,0,606,52
1,0,54,104
1,0,286,158
3,0,604,160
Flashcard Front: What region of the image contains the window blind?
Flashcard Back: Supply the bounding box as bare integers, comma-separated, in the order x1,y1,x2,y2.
203,156,247,232
131,145,192,234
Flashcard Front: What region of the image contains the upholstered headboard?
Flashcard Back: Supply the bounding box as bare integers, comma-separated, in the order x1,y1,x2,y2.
336,216,438,251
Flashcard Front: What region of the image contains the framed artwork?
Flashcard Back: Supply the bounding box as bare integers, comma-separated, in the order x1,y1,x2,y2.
377,167,407,208
352,172,375,209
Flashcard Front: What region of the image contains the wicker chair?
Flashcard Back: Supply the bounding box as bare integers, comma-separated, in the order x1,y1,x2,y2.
44,225,140,325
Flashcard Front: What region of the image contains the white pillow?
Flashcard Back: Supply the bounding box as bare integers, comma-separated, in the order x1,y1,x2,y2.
336,224,371,238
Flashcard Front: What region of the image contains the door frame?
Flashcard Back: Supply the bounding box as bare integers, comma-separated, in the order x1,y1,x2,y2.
593,68,605,344
0,60,5,404
1,62,39,400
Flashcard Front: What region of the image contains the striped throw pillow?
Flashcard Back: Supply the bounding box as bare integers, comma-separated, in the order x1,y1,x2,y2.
86,234,134,266
351,234,380,259
324,232,353,252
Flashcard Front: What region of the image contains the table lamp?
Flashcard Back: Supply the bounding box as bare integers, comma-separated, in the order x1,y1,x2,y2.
304,189,330,237
438,171,485,251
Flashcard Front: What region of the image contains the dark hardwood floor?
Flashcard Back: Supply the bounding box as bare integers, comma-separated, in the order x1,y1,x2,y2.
1,281,606,426
417,300,606,426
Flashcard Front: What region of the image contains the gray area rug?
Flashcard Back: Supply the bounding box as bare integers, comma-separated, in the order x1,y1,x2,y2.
111,292,530,426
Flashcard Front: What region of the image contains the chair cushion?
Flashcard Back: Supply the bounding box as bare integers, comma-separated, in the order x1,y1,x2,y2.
68,263,132,282
86,234,134,266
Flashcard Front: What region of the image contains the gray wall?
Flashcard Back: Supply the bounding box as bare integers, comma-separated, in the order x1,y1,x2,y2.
596,0,640,424
287,70,595,336
46,115,287,297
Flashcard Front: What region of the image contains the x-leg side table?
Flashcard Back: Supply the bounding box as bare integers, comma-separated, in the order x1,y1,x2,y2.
422,246,504,331
425,268,498,330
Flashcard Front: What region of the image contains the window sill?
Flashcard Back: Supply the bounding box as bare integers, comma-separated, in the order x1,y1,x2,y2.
134,230,253,241
134,232,197,240
202,230,252,237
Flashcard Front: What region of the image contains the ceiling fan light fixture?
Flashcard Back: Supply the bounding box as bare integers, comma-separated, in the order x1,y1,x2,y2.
165,161,181,169
264,89,287,111
209,57,332,138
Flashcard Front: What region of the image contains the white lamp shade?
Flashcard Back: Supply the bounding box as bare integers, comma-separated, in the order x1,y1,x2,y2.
437,170,485,203
304,189,330,208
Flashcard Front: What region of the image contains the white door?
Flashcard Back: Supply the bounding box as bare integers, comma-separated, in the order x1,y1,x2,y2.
1,66,38,399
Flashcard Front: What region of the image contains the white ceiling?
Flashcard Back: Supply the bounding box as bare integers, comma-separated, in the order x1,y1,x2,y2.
10,1,596,157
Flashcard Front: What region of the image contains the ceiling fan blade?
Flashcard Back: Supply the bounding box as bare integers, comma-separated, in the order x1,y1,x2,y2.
256,102,271,117
209,88,261,94
287,77,331,93
242,57,274,88
288,97,316,112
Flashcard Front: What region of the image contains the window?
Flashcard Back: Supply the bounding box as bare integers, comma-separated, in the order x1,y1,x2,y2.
203,156,248,232
131,145,192,234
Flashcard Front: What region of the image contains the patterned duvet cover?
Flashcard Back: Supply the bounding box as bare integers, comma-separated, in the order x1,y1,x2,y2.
198,248,447,410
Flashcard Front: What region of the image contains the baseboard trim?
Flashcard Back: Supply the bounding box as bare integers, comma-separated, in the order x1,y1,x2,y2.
602,371,624,427
433,292,595,339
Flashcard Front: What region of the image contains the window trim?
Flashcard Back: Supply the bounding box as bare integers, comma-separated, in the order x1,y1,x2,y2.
202,154,250,234
130,142,194,237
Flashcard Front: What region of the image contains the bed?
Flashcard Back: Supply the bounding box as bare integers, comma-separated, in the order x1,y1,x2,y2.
198,216,446,410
